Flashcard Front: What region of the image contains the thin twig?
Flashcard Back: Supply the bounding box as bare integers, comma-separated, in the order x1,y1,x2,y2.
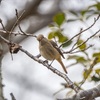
9,9,25,41
71,29,100,52
71,28,82,50
0,34,9,44
64,29,100,54
66,62,77,68
59,14,100,48
65,44,93,54
0,30,36,37
0,19,14,60
15,9,37,37
0,19,8,33
15,9,26,35
10,93,16,100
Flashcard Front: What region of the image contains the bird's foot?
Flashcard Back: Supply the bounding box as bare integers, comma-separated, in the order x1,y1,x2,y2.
48,60,54,66
43,60,48,63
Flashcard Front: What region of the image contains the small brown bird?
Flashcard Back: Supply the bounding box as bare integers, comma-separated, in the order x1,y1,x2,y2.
37,34,67,73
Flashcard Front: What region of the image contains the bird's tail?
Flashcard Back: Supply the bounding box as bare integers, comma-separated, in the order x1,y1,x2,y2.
57,58,67,74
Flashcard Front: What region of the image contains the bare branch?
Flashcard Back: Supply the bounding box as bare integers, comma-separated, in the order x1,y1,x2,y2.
72,29,100,52
0,30,36,37
0,19,8,32
57,84,100,100
66,45,93,54
10,93,16,100
15,9,26,35
59,14,100,48
64,29,100,54
9,9,25,42
0,42,5,100
71,28,82,50
15,9,37,38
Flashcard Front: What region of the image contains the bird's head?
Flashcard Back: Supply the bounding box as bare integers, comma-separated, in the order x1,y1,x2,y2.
37,34,44,41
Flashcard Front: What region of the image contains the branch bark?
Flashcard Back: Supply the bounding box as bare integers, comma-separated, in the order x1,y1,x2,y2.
57,84,100,100
0,43,4,100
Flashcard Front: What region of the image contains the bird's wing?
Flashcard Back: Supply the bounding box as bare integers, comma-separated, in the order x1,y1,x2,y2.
49,40,65,59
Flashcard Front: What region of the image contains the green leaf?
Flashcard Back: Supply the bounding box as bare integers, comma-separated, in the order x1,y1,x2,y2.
54,31,68,43
48,31,71,47
92,53,100,64
83,70,90,79
48,31,67,42
58,35,68,43
48,28,60,38
67,55,87,63
94,3,100,10
95,69,100,75
77,39,86,50
53,12,65,27
94,57,100,65
91,75,100,82
93,52,100,57
48,32,55,39
80,10,88,16
88,3,100,10
62,40,72,47
77,57,87,63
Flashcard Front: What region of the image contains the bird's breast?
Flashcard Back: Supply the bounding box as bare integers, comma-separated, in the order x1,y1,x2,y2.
39,44,59,60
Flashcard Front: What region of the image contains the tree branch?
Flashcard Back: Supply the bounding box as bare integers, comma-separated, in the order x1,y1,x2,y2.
59,14,100,48
57,84,100,100
0,34,78,93
10,93,16,100
0,43,5,100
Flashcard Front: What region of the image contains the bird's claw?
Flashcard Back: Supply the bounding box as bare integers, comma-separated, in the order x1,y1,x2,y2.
43,60,48,63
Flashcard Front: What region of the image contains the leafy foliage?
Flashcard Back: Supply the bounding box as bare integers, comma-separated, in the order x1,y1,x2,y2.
83,69,91,79
48,12,72,47
67,1,100,22
77,39,87,50
91,68,100,82
91,75,100,82
92,52,100,64
89,2,100,10
53,12,65,27
48,1,100,87
67,55,87,64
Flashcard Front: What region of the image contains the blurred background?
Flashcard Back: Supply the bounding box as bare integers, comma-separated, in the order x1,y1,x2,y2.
0,0,100,100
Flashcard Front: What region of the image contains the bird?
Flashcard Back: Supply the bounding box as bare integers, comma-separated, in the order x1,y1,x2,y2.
37,34,67,73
